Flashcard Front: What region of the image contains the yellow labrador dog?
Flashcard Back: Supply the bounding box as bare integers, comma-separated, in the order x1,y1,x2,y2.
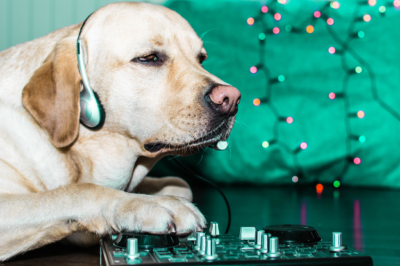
0,2,240,261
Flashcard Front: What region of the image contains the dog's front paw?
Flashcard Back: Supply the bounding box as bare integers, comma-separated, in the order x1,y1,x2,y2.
112,194,206,235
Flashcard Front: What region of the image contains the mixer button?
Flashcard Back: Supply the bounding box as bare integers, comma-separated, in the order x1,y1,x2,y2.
330,232,345,252
204,238,219,260
266,237,282,258
125,238,140,260
209,222,220,236
239,227,256,241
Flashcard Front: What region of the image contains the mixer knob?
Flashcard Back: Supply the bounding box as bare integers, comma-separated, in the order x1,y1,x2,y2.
125,238,141,260
260,233,269,254
209,222,220,236
193,232,205,251
239,227,256,241
254,230,264,249
204,238,218,260
330,232,345,252
266,237,281,257
198,235,208,255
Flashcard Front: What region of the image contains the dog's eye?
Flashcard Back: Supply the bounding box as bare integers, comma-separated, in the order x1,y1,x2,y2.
138,54,159,63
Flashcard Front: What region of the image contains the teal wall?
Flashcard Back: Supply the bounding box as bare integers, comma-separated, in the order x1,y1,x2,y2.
2,1,400,188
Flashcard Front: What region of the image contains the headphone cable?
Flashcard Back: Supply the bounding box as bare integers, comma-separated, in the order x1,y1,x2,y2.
170,156,231,234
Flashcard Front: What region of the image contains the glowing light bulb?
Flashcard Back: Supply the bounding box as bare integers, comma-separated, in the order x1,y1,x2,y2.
262,141,269,148
363,14,371,22
247,17,255,26
354,157,361,165
316,184,324,193
357,110,365,118
278,0,287,4
253,98,261,106
292,176,299,183
394,0,400,8
273,27,280,34
286,117,293,124
328,47,336,54
330,1,340,9
278,75,285,82
314,11,321,18
327,18,334,25
300,142,308,149
306,25,314,33
379,6,386,13
261,6,268,13
355,66,362,73
274,13,282,21
259,33,266,40
359,135,366,142
333,180,340,188
358,31,365,38
329,92,336,100
368,0,376,6
250,66,258,74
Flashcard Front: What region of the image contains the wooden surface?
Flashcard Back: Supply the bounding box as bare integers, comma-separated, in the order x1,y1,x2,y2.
3,185,400,266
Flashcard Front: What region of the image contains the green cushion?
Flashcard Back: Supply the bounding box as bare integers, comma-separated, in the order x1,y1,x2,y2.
151,0,400,188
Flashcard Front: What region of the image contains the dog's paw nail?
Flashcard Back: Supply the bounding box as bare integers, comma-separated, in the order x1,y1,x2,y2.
168,223,176,233
196,226,203,232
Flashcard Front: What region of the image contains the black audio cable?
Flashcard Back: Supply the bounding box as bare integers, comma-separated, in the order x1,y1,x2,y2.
170,156,231,234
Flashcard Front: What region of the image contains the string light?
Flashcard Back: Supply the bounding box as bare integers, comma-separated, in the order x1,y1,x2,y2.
306,25,314,33
316,184,324,193
278,0,287,4
363,14,371,22
248,1,400,187
333,180,340,188
286,117,293,124
259,33,266,40
253,98,261,106
262,141,269,148
330,1,340,9
394,0,400,8
247,17,255,26
274,13,282,21
250,66,257,74
300,142,308,150
261,6,268,13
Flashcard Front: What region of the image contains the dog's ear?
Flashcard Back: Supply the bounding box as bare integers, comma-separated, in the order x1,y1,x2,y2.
22,39,81,148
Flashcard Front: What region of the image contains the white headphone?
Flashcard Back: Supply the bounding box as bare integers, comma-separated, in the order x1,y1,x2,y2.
76,13,105,129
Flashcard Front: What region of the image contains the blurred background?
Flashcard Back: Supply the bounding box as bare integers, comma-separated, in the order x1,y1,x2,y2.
2,0,400,189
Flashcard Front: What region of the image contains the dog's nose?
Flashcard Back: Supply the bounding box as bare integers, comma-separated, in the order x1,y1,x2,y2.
206,85,241,116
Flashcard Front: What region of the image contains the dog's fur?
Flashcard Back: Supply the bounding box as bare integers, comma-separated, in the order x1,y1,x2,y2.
0,2,237,261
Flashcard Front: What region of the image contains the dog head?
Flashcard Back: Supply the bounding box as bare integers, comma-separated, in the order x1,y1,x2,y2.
22,2,240,157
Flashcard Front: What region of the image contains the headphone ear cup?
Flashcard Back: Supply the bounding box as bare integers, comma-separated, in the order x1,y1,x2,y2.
89,90,106,130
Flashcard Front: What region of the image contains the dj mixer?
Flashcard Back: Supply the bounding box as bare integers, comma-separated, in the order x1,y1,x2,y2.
100,223,373,266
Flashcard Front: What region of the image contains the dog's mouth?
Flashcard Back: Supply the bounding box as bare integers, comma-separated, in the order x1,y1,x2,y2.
144,118,234,153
